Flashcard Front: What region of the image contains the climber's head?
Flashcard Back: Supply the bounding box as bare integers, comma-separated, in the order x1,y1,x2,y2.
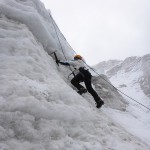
74,54,82,60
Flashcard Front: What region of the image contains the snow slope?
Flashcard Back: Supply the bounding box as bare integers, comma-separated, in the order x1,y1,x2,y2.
0,0,149,150
94,55,150,147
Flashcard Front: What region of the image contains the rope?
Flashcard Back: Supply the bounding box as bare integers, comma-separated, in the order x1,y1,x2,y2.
49,13,67,61
67,46,150,111
49,13,75,75
84,60,150,111
49,13,150,111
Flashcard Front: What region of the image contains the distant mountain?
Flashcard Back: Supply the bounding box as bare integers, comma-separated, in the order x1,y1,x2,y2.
93,59,122,75
93,54,150,99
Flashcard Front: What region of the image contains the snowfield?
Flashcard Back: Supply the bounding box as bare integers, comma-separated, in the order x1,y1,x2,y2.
94,56,150,147
0,0,149,150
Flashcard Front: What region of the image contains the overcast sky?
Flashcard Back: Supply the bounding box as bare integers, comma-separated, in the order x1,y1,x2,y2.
41,0,150,65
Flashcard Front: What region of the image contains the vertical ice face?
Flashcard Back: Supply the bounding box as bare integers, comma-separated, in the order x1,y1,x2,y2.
0,0,75,60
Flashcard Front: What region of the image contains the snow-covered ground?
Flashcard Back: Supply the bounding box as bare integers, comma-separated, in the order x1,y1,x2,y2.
103,66,150,147
0,0,149,150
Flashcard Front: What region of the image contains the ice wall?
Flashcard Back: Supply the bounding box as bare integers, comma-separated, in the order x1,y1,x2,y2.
0,0,74,60
0,0,149,150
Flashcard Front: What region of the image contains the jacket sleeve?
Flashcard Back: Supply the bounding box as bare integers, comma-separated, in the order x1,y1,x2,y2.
59,60,76,66
59,61,70,66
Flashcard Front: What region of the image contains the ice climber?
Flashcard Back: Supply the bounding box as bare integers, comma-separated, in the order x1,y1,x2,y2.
58,54,104,108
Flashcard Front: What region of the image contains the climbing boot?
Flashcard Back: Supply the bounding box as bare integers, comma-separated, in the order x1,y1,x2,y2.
77,88,87,95
96,99,104,108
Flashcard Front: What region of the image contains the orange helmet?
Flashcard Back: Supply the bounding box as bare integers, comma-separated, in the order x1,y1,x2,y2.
74,54,82,60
